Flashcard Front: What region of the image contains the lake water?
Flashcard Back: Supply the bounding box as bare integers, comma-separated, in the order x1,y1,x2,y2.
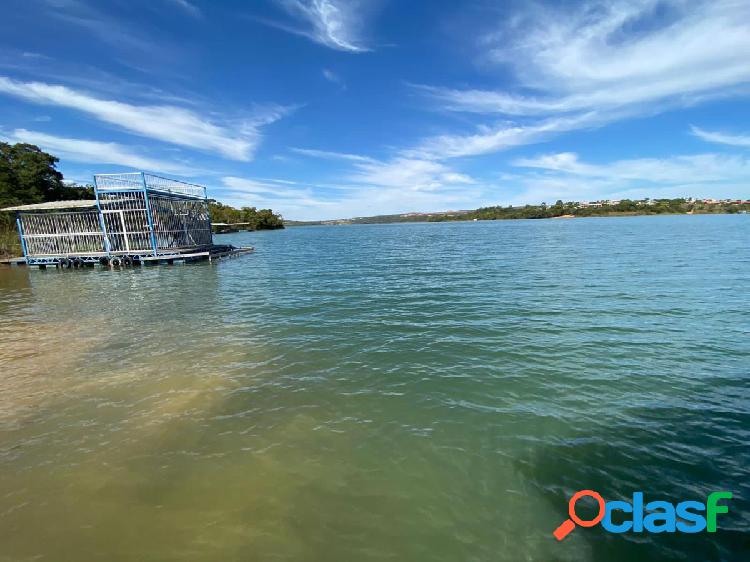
0,215,748,561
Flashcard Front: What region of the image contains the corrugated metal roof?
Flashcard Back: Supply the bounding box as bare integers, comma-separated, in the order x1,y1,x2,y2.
0,200,97,211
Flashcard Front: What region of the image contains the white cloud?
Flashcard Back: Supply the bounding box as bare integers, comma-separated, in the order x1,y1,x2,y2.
218,176,341,218
322,68,346,89
505,151,750,205
291,147,375,163
293,147,476,191
0,76,293,160
406,112,605,160
325,184,483,221
412,0,750,159
222,176,303,197
267,0,375,52
166,0,201,18
236,149,483,219
515,152,750,183
6,129,196,175
265,147,750,219
348,158,475,191
473,0,749,113
691,126,750,148
243,183,482,221
44,0,161,54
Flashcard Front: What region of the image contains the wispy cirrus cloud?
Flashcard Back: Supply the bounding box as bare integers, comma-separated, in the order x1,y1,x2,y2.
322,68,346,89
221,176,333,201
505,151,750,205
348,157,475,191
291,147,375,163
5,129,196,175
691,126,750,148
259,0,378,52
275,148,482,219
0,76,295,160
281,147,750,219
328,182,482,220
44,0,163,55
514,152,750,183
412,0,750,160
221,173,482,221
405,112,607,160
166,0,202,18
218,176,342,219
293,148,476,191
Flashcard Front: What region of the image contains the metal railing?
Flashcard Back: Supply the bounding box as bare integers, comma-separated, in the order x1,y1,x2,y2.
94,172,207,199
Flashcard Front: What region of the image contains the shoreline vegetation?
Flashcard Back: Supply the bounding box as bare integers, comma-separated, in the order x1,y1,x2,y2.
0,143,284,258
208,202,284,234
285,198,750,226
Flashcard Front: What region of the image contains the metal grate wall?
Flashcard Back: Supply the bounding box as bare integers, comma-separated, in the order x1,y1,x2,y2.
150,195,212,249
19,211,105,256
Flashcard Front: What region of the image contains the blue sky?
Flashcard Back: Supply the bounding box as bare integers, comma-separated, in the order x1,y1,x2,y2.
1,0,749,220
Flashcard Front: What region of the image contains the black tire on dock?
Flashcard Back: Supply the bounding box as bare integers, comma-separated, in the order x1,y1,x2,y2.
72,258,83,268
110,257,122,267
59,258,71,268
122,256,132,266
99,256,110,266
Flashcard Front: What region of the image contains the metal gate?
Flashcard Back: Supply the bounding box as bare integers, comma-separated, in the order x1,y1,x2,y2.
98,189,155,254
101,209,153,253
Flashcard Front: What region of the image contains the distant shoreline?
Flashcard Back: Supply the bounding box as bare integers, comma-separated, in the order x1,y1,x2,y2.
285,198,750,226
283,211,747,228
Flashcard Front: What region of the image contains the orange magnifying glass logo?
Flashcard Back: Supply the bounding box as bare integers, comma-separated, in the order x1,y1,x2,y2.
553,490,605,541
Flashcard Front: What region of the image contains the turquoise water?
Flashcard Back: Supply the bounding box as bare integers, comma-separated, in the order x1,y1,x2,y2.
0,215,748,561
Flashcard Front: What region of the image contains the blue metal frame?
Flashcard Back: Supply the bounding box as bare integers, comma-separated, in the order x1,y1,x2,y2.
15,214,28,258
93,175,112,254
141,172,159,256
13,171,215,267
204,192,214,232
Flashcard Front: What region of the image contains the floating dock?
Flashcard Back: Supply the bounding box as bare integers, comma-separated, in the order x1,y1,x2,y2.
1,244,254,268
1,171,256,269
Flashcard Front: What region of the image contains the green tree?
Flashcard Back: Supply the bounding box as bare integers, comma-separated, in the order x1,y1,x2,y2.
1,143,85,257
0,142,68,206
208,201,284,231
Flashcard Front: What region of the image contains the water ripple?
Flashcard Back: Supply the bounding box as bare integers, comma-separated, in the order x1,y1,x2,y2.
0,215,748,561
